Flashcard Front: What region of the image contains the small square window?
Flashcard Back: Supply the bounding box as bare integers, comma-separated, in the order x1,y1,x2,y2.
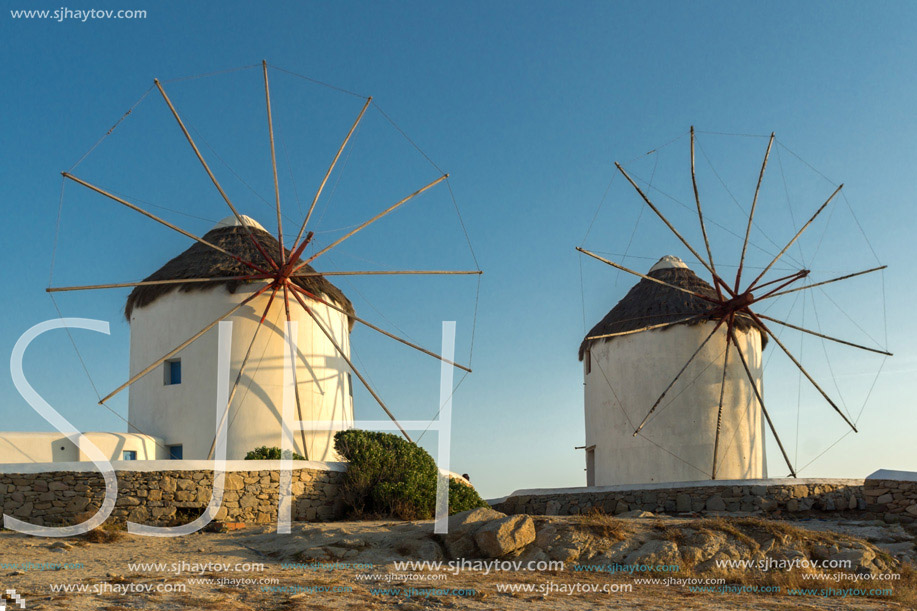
122,450,137,460
164,358,181,385
168,445,183,460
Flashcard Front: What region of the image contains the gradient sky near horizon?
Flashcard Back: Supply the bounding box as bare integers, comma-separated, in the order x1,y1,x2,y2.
1,1,915,499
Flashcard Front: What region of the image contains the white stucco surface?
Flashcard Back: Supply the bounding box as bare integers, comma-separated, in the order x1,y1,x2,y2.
0,459,346,474
128,282,353,461
867,469,917,482
504,477,864,498
0,432,165,464
584,321,767,486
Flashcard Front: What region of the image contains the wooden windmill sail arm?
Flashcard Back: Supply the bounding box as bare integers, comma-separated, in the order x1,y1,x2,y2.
727,324,797,477
98,283,273,404
61,173,271,275
153,78,279,272
587,315,703,342
690,126,723,301
262,60,285,266
632,318,725,437
745,309,858,432
576,247,718,303
745,184,843,292
287,286,414,443
290,96,373,252
282,284,311,457
206,287,277,460
711,315,734,479
288,283,471,372
761,266,887,300
734,133,775,292
295,174,448,271
614,162,737,298
755,313,892,356
291,270,483,277
47,275,272,293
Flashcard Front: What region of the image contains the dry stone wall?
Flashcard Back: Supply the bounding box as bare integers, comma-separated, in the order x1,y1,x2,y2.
494,481,867,518
864,478,917,520
0,466,344,527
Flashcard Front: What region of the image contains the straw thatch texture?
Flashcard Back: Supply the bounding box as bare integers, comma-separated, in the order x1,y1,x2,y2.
579,267,765,360
125,225,354,326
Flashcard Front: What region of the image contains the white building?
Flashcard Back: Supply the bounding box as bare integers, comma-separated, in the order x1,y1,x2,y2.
125,216,354,462
580,256,767,486
0,216,354,464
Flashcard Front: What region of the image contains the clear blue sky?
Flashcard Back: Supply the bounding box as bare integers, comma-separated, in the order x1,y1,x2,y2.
1,1,915,499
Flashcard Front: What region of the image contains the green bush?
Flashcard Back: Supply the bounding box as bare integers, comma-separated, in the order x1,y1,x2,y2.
244,446,305,460
333,429,487,519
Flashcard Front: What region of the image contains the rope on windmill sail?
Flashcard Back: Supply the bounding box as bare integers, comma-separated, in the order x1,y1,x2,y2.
49,177,66,287
159,63,260,84
774,143,808,268
268,64,368,100
45,292,173,454
811,291,853,422
68,85,154,173
186,121,300,227
796,353,888,475
694,136,805,270
795,291,806,466
624,166,804,270
695,130,773,139
371,101,446,175
311,110,363,233
580,130,689,248
616,153,658,288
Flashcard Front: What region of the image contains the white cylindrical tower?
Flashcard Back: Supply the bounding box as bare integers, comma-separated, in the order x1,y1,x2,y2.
580,256,767,486
126,216,354,461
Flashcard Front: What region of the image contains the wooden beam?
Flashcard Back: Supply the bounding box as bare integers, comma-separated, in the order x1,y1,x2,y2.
206,287,277,460
762,266,887,300
755,313,892,356
262,60,285,266
154,78,278,271
746,310,858,432
614,162,737,297
577,247,718,303
632,318,725,437
287,284,414,443
290,96,373,252
295,174,448,271
727,325,797,477
288,283,472,372
99,284,272,404
62,172,270,275
711,315,734,479
47,275,270,293
734,133,775,292
691,126,724,300
745,184,843,292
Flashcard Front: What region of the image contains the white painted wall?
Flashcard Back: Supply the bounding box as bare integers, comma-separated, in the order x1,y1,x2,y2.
127,283,353,461
583,322,767,486
0,431,165,464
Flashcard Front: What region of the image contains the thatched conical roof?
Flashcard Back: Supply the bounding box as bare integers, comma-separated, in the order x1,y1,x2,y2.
579,256,765,360
125,218,354,326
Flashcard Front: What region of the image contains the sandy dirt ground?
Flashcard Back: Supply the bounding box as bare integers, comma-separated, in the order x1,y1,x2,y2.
1,518,911,610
